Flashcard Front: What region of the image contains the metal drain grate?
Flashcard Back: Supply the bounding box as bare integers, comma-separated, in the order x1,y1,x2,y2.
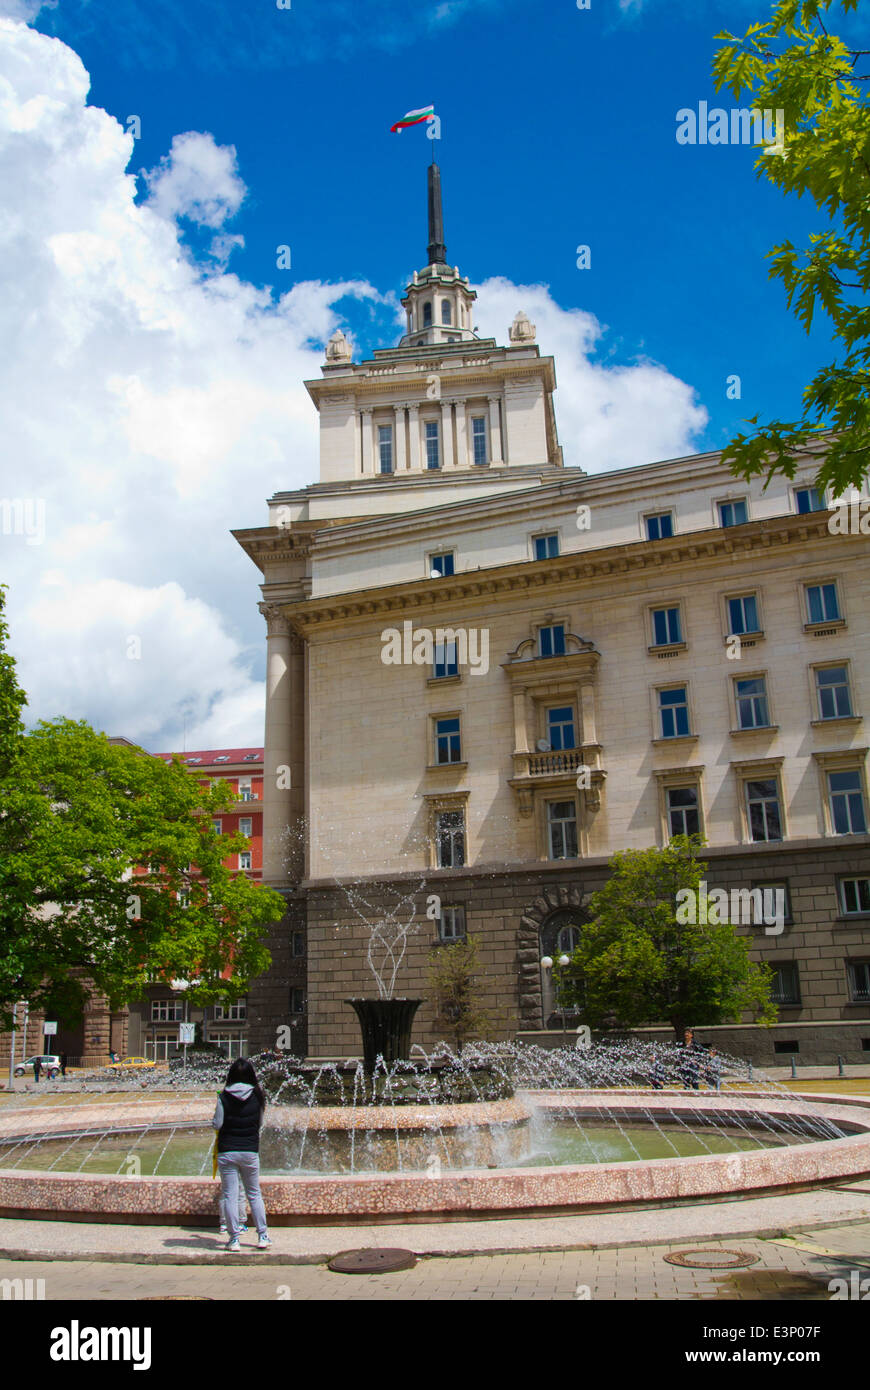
664,1248,760,1269
328,1247,417,1274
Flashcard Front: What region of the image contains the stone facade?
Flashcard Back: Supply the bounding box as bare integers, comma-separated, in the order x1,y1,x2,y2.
234,163,870,1065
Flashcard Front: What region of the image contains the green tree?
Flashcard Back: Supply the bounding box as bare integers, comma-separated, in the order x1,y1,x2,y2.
427,934,492,1050
0,596,284,1028
554,837,776,1040
713,0,870,495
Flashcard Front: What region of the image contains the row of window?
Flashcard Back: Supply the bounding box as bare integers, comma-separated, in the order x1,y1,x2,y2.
648,578,845,650
149,999,248,1022
377,413,490,473
654,663,856,737
644,485,829,540
770,960,870,1006
431,759,868,866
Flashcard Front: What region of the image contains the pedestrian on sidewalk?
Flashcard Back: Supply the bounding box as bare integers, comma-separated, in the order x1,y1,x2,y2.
212,1057,271,1253
33,1057,41,1083
60,1053,67,1079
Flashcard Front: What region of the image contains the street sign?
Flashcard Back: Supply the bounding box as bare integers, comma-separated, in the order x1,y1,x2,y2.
178,1023,195,1045
43,1021,57,1036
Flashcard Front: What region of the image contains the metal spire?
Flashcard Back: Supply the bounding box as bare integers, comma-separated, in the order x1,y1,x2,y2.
426,162,447,267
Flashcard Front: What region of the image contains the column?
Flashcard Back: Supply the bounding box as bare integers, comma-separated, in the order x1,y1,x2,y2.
259,603,300,886
408,403,421,471
513,688,530,752
455,402,468,469
395,406,407,471
488,394,503,465
360,408,372,475
441,400,455,469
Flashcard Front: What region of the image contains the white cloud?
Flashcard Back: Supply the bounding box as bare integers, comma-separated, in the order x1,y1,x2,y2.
0,1,53,20
473,278,707,472
143,130,246,231
0,18,707,752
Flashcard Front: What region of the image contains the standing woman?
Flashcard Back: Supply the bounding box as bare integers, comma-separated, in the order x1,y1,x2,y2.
212,1057,272,1251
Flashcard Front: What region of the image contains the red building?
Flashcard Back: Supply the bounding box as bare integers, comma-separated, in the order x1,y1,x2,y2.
125,747,266,1060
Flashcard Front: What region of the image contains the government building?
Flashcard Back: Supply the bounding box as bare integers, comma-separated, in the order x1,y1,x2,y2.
233,164,870,1067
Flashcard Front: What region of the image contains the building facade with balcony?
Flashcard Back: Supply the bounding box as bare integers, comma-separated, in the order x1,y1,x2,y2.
233,165,870,1066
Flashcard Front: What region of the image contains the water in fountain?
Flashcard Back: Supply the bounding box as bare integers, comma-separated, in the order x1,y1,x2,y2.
0,1038,851,1178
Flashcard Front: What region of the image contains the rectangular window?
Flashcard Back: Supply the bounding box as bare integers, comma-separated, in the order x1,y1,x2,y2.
805,582,840,624
151,999,184,1022
471,416,487,465
770,964,800,1005
841,878,870,915
425,420,440,470
816,666,852,719
727,593,759,635
435,716,462,765
534,533,559,560
547,706,576,751
292,931,306,957
147,1030,181,1062
746,778,783,842
239,850,252,870
658,687,690,739
719,499,748,527
439,906,466,941
177,890,190,909
538,623,566,658
847,961,870,1003
435,810,465,868
547,801,579,860
433,639,458,679
829,770,867,835
651,606,682,646
430,551,454,577
214,1000,247,1021
289,988,306,1014
378,424,393,474
795,485,825,514
239,817,252,838
735,676,770,729
646,512,673,540
212,819,222,835
238,778,253,801
153,1000,183,1023
667,786,700,837
209,1033,247,1060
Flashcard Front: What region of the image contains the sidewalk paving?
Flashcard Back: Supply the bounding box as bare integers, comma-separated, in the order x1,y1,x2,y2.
1,1222,867,1300
2,1185,869,1265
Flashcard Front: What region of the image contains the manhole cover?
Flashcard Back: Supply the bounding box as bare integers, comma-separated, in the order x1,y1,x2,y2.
328,1247,417,1274
664,1248,760,1269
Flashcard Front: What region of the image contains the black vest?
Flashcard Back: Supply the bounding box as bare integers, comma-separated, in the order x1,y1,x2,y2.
217,1089,262,1154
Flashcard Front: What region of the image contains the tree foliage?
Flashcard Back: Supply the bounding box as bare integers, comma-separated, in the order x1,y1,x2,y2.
554,837,776,1039
427,933,492,1049
0,590,283,1028
713,0,870,494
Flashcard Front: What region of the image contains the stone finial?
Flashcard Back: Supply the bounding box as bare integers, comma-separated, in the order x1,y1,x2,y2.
509,310,536,344
325,329,352,363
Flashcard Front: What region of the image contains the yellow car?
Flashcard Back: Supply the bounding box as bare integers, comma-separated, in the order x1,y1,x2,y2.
108,1056,156,1069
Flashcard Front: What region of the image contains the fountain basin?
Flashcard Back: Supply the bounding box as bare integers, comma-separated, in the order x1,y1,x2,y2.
1,1091,869,1224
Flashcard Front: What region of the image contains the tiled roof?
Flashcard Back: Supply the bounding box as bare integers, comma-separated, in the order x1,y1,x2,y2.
157,748,264,767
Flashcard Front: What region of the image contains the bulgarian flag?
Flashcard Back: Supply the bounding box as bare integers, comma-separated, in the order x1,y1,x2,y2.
390,104,435,133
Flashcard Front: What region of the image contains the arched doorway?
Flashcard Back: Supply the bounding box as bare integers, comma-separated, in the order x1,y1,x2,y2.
539,907,585,1028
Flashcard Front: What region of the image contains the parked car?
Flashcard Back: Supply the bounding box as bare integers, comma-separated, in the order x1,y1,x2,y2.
15,1054,61,1078
108,1056,156,1069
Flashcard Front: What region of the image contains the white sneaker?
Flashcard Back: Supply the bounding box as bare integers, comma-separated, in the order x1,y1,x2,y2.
226,1238,241,1253
256,1234,272,1249
219,1226,228,1236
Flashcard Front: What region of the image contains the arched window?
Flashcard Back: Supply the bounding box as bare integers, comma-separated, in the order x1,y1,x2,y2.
441,299,452,325
539,909,585,1027
423,301,433,328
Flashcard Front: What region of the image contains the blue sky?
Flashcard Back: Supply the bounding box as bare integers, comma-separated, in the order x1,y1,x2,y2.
29,0,842,452
1,0,862,748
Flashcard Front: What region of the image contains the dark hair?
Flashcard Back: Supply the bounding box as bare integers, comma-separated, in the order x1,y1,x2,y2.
225,1056,266,1111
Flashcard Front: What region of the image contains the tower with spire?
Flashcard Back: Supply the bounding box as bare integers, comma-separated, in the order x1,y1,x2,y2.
305,160,564,489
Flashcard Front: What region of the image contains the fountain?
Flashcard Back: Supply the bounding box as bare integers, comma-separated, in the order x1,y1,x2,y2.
2,1040,870,1223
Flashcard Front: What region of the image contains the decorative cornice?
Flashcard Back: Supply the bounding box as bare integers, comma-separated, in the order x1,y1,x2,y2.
286,514,835,636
